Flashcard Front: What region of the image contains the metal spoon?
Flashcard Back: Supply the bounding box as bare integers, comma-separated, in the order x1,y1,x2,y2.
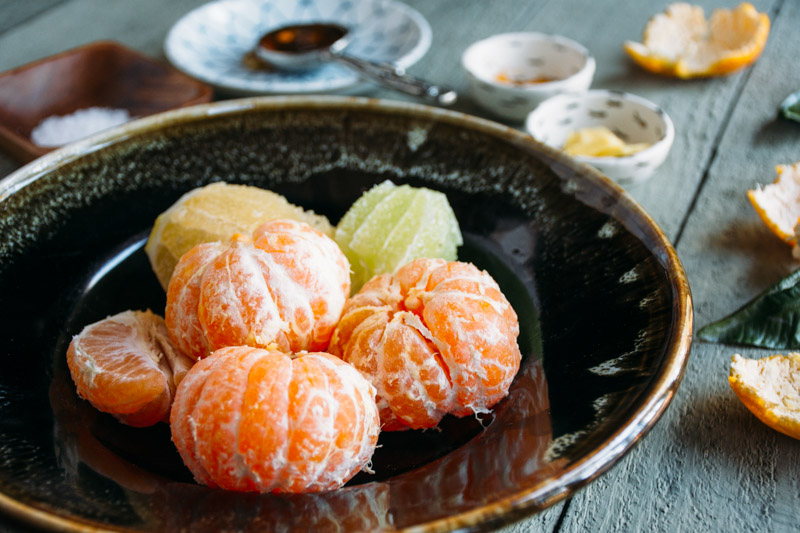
255,23,457,106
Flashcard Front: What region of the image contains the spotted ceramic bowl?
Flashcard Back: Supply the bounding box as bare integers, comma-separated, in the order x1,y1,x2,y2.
164,0,431,96
526,90,675,186
461,32,595,122
0,96,691,532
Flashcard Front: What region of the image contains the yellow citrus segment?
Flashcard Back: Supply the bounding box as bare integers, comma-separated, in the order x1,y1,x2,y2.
729,353,800,440
145,182,334,290
747,162,800,245
623,2,770,79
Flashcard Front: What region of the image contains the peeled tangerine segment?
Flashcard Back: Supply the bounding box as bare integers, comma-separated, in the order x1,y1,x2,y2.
335,181,463,292
170,347,380,492
145,182,333,291
66,309,194,427
623,2,770,79
746,162,800,247
729,353,800,440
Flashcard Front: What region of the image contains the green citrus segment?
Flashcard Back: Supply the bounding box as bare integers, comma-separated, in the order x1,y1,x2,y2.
335,180,396,243
145,182,333,291
334,180,463,292
348,187,417,269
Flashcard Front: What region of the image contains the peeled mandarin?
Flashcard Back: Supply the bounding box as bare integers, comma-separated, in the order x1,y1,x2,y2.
166,219,350,360
66,309,194,427
334,181,463,292
145,182,333,290
329,257,521,431
170,346,380,492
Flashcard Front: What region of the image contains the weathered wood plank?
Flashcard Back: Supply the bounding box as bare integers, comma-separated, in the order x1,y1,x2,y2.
0,0,66,35
560,0,800,531
0,0,210,72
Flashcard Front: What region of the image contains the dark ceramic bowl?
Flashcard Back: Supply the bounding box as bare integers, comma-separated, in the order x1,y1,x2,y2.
0,96,692,532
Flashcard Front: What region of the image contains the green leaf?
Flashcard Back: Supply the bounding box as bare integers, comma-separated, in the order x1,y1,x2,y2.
780,91,800,123
698,269,800,349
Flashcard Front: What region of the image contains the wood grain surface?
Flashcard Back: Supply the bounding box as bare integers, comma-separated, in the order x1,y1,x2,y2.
2,0,799,531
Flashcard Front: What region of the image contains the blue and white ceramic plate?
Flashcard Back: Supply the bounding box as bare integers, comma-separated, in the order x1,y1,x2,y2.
164,0,432,96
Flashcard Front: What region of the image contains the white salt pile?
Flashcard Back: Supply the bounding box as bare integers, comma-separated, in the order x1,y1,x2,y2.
30,107,132,147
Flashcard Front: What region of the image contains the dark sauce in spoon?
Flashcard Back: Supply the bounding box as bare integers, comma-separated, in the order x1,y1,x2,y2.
258,23,348,54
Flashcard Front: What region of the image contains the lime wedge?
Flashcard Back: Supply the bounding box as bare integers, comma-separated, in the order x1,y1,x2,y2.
335,180,463,292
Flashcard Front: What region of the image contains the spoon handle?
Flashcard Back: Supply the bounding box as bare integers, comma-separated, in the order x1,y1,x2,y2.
327,50,457,106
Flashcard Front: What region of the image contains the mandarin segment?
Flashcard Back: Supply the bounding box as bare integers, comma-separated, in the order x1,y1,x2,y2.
330,257,522,431
197,234,287,353
165,241,227,359
165,219,350,359
379,311,454,428
168,354,218,486
66,309,194,427
252,219,351,349
170,347,380,492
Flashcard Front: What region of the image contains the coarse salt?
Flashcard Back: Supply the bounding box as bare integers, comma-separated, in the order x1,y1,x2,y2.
30,107,132,147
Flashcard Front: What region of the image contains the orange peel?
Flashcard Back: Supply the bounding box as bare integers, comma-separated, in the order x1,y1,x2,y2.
729,353,800,440
623,2,770,79
747,162,800,246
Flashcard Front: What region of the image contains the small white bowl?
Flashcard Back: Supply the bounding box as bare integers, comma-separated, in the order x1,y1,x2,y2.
525,90,675,186
461,32,595,122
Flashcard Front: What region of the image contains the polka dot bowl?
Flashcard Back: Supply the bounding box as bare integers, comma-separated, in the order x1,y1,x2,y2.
526,90,675,186
461,32,595,123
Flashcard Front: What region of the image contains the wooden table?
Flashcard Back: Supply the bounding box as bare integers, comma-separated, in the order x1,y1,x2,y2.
2,0,799,531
